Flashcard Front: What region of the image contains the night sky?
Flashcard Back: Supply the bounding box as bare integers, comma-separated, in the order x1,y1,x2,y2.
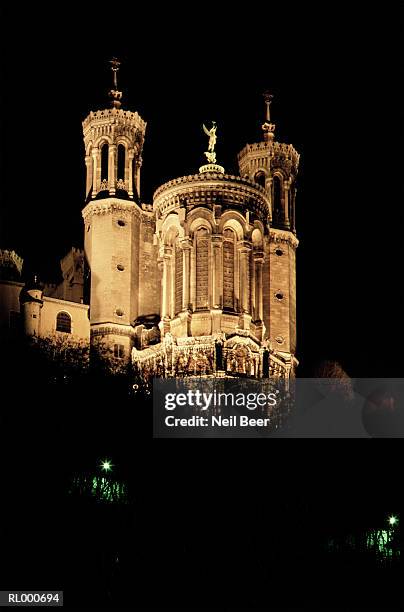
1,4,403,377
0,8,403,607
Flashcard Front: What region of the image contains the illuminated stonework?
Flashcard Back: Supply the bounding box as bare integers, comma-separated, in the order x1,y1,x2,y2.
81,83,300,377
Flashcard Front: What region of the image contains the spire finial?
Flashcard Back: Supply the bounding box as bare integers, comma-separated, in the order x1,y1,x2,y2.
263,91,273,122
108,57,122,109
262,91,276,142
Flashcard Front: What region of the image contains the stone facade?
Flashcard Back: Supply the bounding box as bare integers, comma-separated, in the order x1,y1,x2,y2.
0,89,300,379
81,93,300,378
0,248,90,342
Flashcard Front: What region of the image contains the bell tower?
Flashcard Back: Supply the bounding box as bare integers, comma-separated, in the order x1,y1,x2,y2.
82,59,147,360
238,95,300,360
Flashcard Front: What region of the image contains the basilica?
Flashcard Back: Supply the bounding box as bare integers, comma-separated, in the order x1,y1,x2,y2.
0,61,300,380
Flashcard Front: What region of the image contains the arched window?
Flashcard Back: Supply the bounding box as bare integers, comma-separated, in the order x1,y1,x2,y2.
56,311,71,333
117,144,126,181
273,175,282,218
223,228,235,310
196,228,209,310
255,171,266,188
175,243,183,315
100,143,109,182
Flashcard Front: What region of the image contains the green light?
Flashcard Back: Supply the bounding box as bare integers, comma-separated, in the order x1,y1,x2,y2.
388,515,398,527
100,459,112,472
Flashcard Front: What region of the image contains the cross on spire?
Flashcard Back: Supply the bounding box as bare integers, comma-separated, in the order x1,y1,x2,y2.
108,57,123,109
263,91,274,122
110,57,121,90
262,91,276,142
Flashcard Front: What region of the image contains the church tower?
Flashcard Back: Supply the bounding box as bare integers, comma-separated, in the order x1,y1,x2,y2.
82,59,148,360
238,94,299,361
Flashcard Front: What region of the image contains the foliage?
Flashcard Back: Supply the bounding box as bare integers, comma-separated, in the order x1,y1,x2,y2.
313,359,354,400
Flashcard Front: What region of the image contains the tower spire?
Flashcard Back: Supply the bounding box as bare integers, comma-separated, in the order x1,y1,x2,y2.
262,91,276,142
108,57,122,109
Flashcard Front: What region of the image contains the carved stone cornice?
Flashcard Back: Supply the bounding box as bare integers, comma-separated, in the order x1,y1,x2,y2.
269,228,299,249
83,108,146,132
82,198,142,222
153,173,270,221
90,323,134,338
238,140,300,180
237,240,253,252
82,108,147,157
253,249,265,261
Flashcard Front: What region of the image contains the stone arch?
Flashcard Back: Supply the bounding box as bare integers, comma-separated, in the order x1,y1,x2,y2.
218,212,246,240
56,311,72,334
94,135,113,148
187,208,215,237
161,213,185,245
115,136,132,148
254,169,267,188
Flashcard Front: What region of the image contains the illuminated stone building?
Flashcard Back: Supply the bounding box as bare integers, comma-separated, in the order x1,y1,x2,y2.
0,64,300,379
0,247,89,341
82,68,300,378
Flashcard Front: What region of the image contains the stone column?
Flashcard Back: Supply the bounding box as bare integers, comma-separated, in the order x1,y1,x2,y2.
238,242,251,313
128,149,134,198
211,234,223,309
180,237,192,310
283,180,290,227
136,157,142,198
254,251,264,321
170,253,175,319
267,177,273,222
85,155,92,198
91,148,99,198
157,259,164,317
108,144,117,196
190,241,196,311
160,246,172,319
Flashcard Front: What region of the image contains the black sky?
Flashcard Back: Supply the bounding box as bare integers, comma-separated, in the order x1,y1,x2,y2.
1,3,403,376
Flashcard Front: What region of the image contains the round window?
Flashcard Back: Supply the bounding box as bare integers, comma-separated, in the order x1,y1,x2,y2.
275,292,284,301
275,248,283,256
117,220,126,227
115,308,124,317
117,264,125,271
275,335,284,345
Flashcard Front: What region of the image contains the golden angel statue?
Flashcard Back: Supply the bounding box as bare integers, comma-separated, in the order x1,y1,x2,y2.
203,121,217,164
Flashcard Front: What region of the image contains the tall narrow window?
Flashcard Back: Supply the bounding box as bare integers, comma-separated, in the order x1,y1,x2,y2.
273,175,282,219
56,312,71,333
289,182,294,229
196,228,209,310
117,144,125,181
175,244,183,315
223,228,235,310
114,344,125,359
255,171,266,188
101,144,109,182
